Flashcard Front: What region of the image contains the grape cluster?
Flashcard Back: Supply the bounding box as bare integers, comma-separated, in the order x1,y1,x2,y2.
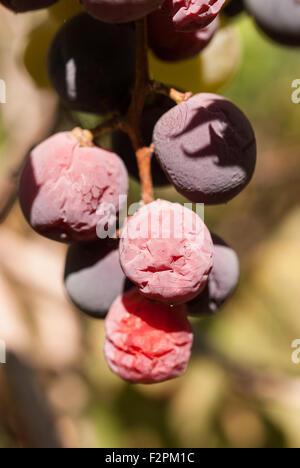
3,0,284,384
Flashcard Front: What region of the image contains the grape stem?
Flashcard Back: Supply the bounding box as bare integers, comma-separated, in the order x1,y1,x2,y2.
125,17,154,205
91,17,193,205
150,81,193,104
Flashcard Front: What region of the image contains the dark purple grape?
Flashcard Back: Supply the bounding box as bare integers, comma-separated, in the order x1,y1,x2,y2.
47,13,136,114
111,95,174,186
148,9,219,62
153,93,257,205
82,0,163,23
0,0,57,12
188,234,240,316
245,0,300,46
223,0,244,18
64,239,132,319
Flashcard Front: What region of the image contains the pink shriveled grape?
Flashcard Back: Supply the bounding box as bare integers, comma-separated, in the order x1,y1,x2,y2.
19,132,128,243
119,200,214,305
104,288,193,384
161,0,226,32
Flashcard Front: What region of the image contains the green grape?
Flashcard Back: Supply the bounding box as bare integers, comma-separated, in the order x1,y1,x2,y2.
48,0,84,23
149,24,242,94
24,20,59,88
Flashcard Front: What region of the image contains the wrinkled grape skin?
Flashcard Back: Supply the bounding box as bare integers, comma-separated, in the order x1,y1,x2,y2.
148,9,219,62
188,234,240,316
245,0,300,46
104,288,193,384
0,0,57,12
64,239,132,319
153,93,257,205
19,132,128,243
47,13,136,114
82,0,163,23
111,95,174,186
161,0,226,32
119,200,213,305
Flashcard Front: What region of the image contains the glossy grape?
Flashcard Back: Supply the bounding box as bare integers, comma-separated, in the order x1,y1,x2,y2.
47,13,136,114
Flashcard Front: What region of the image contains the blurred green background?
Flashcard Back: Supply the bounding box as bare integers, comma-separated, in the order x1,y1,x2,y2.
1,3,300,449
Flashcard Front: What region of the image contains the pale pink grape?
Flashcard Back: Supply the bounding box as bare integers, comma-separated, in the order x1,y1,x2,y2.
104,288,194,383
120,200,213,304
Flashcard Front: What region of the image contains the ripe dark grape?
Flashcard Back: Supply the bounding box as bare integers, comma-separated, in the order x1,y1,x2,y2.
188,235,240,316
82,0,163,24
47,13,136,114
161,0,226,32
64,239,131,319
0,0,57,12
245,0,300,47
104,288,193,383
153,93,257,205
223,0,244,18
19,132,128,243
120,200,214,305
111,95,174,186
148,9,219,62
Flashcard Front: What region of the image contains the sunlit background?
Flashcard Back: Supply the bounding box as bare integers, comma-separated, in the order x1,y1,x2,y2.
0,1,300,448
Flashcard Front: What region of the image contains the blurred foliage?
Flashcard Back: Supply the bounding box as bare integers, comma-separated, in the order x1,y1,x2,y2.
1,7,300,449
224,14,300,140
